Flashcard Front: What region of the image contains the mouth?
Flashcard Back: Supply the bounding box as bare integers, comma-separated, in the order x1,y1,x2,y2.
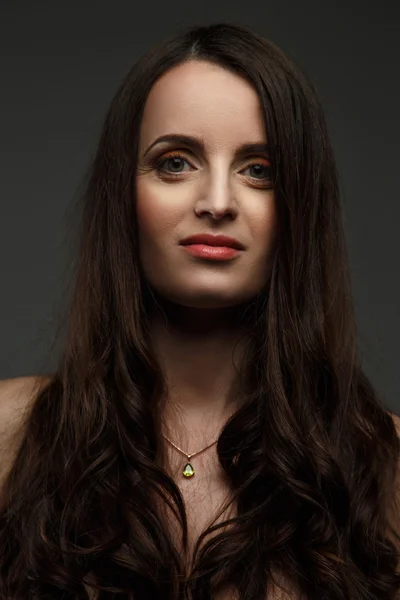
179,233,245,250
180,244,242,261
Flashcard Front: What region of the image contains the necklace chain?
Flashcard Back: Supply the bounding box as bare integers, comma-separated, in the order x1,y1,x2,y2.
162,433,218,459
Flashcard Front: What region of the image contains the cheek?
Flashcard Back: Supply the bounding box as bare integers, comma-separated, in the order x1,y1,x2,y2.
247,194,278,254
135,179,182,243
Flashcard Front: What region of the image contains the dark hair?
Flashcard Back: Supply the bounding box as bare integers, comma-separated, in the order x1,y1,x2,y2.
1,21,399,600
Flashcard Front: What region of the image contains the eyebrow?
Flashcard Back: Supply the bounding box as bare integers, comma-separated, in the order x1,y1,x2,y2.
143,134,270,159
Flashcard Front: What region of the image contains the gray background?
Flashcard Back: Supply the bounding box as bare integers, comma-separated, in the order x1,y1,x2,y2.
1,2,399,413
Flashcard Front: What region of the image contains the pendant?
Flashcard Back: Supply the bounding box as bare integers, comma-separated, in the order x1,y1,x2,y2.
183,462,195,477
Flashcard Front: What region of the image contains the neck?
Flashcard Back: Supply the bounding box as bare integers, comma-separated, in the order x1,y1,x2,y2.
146,292,252,448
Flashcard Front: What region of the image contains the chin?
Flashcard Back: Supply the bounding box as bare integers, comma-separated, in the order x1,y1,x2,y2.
161,288,260,310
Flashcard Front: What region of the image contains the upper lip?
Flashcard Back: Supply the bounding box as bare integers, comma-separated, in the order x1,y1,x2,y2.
180,233,245,250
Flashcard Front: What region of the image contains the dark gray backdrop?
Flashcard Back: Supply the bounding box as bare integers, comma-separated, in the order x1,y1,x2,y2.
1,1,399,413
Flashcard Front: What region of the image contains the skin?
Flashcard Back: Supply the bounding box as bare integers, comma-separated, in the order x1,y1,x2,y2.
136,60,278,456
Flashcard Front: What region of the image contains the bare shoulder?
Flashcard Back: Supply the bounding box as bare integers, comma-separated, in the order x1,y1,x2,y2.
0,375,53,489
0,375,52,426
386,411,400,568
390,411,400,438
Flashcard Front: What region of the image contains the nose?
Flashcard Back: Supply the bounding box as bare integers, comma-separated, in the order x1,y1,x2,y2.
194,170,238,221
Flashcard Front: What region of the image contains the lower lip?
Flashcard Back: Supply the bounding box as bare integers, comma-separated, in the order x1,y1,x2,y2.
181,244,241,260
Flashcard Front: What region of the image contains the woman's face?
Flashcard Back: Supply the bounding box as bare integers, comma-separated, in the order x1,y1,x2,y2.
136,60,278,309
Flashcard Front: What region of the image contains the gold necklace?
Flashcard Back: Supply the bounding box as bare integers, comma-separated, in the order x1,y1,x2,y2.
162,433,218,478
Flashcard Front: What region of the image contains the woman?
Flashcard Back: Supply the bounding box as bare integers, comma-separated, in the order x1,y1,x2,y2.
0,21,399,600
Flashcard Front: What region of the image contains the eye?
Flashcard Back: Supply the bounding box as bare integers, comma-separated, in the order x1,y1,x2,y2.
153,152,273,188
241,162,272,183
154,153,192,177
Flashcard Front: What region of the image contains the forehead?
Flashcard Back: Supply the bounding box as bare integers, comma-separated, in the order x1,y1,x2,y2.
138,60,267,151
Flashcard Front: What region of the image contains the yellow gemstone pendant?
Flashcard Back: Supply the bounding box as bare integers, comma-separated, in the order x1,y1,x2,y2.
183,462,195,477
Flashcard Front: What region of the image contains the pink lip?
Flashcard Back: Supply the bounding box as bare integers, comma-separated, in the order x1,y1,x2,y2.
180,233,245,250
181,244,240,260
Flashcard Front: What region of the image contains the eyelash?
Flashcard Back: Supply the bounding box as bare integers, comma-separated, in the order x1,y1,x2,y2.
153,151,273,188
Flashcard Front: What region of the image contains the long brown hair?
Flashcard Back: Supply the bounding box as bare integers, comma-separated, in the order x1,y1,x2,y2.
1,21,399,600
